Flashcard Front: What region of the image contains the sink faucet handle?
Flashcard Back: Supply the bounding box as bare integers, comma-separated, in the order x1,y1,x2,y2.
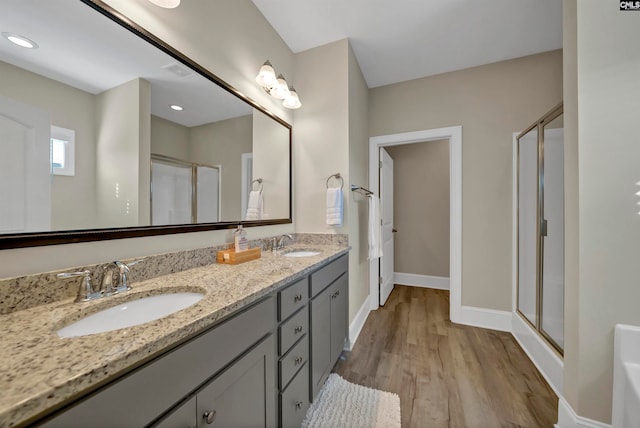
114,259,144,293
125,258,145,267
57,270,101,302
114,261,131,293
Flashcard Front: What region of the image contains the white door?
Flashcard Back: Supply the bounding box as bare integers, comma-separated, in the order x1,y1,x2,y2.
0,95,51,233
379,148,395,305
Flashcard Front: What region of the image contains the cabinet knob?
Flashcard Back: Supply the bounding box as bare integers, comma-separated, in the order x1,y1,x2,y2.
294,356,303,365
295,401,303,410
203,410,216,424
294,294,303,302
294,325,303,334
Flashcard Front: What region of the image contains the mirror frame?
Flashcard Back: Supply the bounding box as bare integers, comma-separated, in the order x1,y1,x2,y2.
0,0,292,250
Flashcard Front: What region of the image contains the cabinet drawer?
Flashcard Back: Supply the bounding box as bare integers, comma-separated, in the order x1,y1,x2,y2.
279,362,310,428
279,334,309,390
310,254,348,297
278,305,308,355
278,277,308,321
42,297,275,428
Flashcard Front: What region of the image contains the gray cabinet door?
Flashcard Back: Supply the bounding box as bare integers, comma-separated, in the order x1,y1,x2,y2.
310,286,332,400
330,274,348,364
196,335,276,428
154,397,197,428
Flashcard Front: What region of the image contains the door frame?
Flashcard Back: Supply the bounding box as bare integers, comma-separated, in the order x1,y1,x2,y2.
368,126,462,323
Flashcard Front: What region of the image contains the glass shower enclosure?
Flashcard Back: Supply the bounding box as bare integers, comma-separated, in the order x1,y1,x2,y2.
151,154,220,226
517,103,564,354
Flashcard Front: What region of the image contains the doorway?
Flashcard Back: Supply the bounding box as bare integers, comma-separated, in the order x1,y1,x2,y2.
368,126,462,322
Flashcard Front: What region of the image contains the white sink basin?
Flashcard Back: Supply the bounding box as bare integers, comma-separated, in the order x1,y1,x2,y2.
57,292,204,338
284,250,320,258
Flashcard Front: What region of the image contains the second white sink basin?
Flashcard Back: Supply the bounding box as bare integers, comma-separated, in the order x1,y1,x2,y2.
57,292,204,338
284,250,320,258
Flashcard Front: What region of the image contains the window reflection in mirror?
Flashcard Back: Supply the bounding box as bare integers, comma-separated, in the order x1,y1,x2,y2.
0,0,291,239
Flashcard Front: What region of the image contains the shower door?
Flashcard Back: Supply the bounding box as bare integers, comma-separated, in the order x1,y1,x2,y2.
151,155,220,226
517,104,564,354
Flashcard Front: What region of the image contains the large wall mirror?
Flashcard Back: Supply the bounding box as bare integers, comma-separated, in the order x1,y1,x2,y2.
0,0,292,248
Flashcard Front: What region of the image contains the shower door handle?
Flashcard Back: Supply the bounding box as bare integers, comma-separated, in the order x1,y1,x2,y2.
541,219,548,237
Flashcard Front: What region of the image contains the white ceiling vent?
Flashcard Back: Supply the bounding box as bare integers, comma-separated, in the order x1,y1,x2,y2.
162,63,192,78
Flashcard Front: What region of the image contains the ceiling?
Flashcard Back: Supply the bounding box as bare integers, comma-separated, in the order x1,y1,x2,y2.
1,0,251,127
251,0,563,88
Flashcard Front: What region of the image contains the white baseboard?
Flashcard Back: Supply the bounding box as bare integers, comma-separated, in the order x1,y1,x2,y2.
456,305,512,332
394,272,450,290
512,312,563,396
345,294,371,351
556,396,612,428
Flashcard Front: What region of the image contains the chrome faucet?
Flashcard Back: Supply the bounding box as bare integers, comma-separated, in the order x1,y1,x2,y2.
106,259,144,294
58,258,145,303
101,262,121,296
57,270,101,302
277,234,294,250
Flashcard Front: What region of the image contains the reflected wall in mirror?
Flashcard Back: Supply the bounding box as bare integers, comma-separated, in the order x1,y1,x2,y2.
0,0,291,245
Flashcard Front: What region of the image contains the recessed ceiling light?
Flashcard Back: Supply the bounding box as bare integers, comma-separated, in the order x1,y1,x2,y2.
2,32,38,49
170,104,184,111
148,0,181,8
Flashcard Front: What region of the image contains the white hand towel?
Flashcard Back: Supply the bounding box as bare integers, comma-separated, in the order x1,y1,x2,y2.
368,195,383,260
326,188,343,227
245,190,263,220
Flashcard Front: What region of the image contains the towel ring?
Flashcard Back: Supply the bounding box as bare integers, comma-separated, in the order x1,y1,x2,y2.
252,178,263,192
326,173,344,189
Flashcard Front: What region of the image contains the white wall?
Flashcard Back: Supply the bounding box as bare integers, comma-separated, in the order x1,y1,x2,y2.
293,39,350,234
252,110,290,220
347,43,370,323
95,78,150,228
562,0,640,423
189,115,253,221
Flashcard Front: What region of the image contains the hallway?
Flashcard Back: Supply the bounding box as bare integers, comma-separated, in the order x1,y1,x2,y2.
333,286,558,427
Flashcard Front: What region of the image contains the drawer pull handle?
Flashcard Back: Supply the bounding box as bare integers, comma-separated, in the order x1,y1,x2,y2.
294,294,303,302
295,401,303,410
203,410,216,424
294,356,303,365
294,325,303,334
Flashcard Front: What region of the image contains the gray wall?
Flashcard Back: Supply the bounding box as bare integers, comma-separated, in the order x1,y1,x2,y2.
386,140,450,278
369,49,563,311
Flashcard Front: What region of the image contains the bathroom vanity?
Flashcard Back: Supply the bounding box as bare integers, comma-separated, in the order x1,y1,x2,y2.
0,246,349,428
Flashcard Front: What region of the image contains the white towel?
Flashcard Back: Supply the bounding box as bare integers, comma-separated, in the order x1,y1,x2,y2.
368,195,383,260
245,190,263,220
326,188,343,227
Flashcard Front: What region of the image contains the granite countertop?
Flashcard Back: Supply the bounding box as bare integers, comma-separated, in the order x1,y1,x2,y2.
0,244,349,427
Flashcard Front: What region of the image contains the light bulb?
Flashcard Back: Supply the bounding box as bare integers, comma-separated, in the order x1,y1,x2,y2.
148,0,180,8
272,74,290,99
283,87,302,109
256,61,276,88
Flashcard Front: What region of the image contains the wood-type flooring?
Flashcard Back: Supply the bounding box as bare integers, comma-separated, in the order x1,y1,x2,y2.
333,286,558,427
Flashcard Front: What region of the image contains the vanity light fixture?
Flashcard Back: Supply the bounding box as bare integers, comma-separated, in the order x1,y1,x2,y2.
148,0,181,8
256,60,302,109
170,104,184,111
2,32,38,49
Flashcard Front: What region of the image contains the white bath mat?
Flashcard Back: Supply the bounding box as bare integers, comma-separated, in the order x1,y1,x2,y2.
301,374,401,428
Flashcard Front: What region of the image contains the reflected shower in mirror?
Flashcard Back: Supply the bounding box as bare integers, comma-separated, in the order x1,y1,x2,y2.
0,0,291,242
